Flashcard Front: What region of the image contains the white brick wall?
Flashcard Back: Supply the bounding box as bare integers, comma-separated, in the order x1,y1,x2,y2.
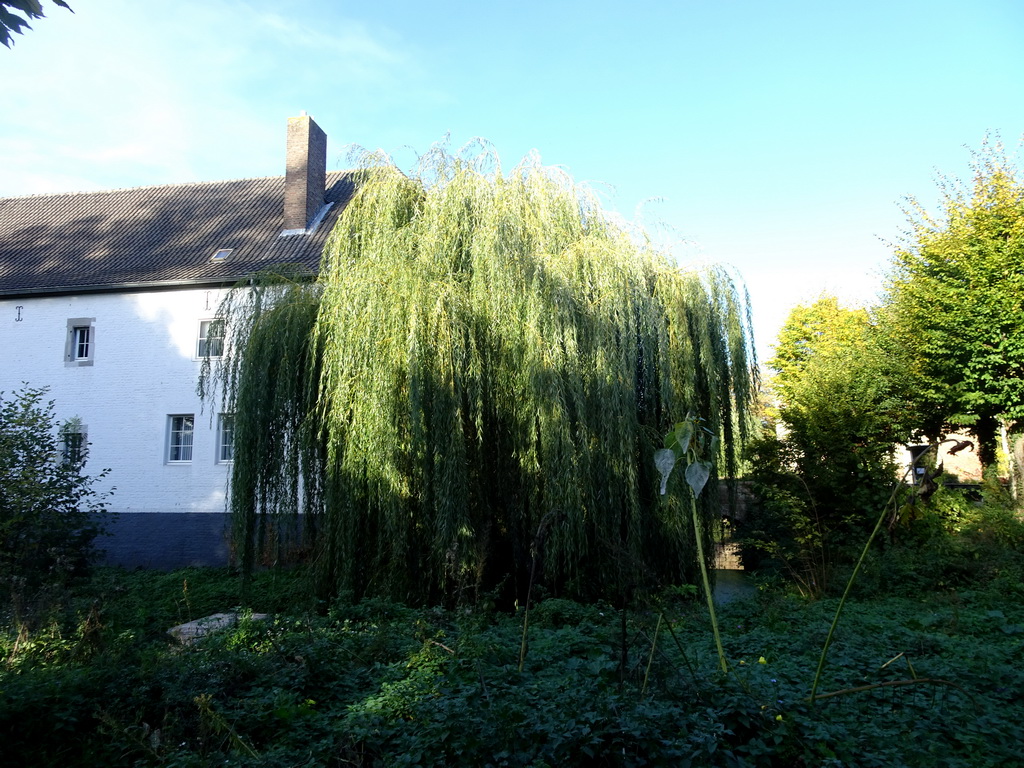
1,288,236,514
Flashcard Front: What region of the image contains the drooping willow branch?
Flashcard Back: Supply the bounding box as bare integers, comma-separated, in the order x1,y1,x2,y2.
201,146,757,603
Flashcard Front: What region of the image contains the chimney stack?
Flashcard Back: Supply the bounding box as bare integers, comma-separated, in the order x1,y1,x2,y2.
283,113,327,232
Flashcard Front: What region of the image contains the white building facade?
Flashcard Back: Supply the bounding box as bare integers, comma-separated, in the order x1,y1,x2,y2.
0,115,352,567
3,287,234,513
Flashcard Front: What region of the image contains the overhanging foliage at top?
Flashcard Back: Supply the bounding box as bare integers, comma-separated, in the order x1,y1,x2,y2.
0,1,71,48
202,146,757,603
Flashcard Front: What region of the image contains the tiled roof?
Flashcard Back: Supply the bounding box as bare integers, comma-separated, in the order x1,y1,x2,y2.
0,171,356,296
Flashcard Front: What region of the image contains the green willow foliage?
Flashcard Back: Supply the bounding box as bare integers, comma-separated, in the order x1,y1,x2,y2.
203,149,756,603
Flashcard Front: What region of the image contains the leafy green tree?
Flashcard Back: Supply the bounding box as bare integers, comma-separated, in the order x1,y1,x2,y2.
772,295,911,458
0,1,71,47
0,385,110,594
203,150,757,603
772,295,871,388
740,296,908,594
883,139,1024,468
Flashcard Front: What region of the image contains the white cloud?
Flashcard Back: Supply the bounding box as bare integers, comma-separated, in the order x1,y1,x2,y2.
0,0,444,195
254,12,407,68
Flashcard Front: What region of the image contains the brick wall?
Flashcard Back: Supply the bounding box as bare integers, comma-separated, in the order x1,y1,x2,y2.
284,115,327,231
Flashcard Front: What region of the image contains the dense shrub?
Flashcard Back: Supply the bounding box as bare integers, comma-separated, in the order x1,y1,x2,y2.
737,431,897,597
736,296,914,596
0,385,111,615
850,485,1024,596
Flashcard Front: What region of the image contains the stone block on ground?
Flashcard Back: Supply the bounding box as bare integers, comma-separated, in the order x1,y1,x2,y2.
168,612,269,644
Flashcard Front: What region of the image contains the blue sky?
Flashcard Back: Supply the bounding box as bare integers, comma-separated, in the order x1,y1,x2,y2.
2,0,1022,361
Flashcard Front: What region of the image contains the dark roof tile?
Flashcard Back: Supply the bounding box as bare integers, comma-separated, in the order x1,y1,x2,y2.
0,171,355,295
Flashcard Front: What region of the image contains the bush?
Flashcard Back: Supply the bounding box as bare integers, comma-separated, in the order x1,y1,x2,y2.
853,486,1024,596
0,385,111,606
737,296,911,596
737,431,896,597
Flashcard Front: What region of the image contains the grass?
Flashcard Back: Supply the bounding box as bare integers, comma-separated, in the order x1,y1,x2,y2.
2,560,1022,767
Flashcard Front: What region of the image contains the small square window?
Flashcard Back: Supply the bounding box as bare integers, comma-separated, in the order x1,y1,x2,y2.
168,415,195,463
197,319,224,358
218,414,235,463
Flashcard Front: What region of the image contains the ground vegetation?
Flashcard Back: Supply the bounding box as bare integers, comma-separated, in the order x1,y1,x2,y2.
0,506,1020,768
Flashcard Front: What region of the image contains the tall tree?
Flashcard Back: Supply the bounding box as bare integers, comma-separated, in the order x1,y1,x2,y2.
883,138,1024,467
772,295,873,391
204,149,757,603
740,295,908,594
770,296,909,482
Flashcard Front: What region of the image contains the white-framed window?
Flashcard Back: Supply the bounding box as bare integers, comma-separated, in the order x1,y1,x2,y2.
168,415,195,463
217,414,235,463
60,422,87,465
72,326,91,360
197,319,224,358
65,317,96,366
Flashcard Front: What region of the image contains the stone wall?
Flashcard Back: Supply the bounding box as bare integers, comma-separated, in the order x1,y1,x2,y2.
718,479,756,522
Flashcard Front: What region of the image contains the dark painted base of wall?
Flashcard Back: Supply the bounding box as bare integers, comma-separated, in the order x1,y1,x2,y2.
93,489,748,573
95,513,232,571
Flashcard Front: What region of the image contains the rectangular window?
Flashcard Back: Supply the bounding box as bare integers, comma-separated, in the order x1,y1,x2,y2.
61,423,87,465
197,319,224,358
168,415,195,463
218,414,235,463
65,317,96,366
72,326,91,360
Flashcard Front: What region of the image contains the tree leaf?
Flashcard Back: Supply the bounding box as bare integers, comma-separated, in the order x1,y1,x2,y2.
674,421,693,455
685,460,710,498
654,448,676,495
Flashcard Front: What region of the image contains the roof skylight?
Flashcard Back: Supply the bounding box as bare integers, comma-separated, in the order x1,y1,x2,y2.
210,248,233,262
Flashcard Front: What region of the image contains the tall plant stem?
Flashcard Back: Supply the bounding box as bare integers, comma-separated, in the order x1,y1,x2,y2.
517,539,539,673
809,469,913,703
691,494,727,674
642,613,663,694
517,607,530,674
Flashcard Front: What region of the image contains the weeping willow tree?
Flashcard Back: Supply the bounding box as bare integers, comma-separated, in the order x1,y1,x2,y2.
202,147,756,603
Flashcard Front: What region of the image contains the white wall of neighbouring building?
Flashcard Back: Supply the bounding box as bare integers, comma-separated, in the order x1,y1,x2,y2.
1,287,234,516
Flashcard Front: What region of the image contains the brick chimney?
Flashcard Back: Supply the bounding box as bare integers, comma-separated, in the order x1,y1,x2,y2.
283,113,327,233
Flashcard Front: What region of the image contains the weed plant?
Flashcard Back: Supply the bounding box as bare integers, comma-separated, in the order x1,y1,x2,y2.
2,553,1022,767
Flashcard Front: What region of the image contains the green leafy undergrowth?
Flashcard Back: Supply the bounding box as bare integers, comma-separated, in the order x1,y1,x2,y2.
844,488,1024,599
1,567,1022,766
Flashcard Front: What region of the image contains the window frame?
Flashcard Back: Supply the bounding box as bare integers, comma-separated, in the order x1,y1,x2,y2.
196,319,225,359
72,326,91,360
217,413,235,464
64,317,96,366
167,414,195,464
60,422,87,466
